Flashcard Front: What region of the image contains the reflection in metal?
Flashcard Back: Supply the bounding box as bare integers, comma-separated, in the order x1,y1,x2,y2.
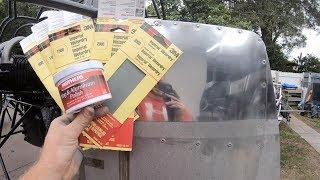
82,19,279,180
299,72,320,117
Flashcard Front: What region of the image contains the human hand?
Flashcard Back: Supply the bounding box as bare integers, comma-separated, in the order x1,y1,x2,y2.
21,106,108,180
165,94,192,121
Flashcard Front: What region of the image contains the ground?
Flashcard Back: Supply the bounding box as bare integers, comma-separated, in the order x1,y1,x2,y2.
293,113,320,134
280,121,320,180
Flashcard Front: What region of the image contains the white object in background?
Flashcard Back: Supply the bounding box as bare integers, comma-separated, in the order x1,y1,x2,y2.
98,0,145,19
31,19,49,42
19,34,36,53
271,70,303,88
46,11,65,32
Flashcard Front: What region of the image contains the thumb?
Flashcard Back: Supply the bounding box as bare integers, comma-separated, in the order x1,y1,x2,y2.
66,107,95,137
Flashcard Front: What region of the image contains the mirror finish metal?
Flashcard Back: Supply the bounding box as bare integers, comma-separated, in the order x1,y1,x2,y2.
82,19,279,180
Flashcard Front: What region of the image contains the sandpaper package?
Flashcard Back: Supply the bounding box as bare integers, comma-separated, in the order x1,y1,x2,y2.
20,3,183,151
20,34,64,109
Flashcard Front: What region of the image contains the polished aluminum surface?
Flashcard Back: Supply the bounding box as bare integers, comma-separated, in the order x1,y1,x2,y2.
82,18,279,180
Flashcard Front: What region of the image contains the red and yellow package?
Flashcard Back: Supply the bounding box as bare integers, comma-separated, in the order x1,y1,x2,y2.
79,113,138,151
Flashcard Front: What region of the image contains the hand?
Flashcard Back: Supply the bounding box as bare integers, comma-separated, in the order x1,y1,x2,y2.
165,94,192,121
21,106,108,180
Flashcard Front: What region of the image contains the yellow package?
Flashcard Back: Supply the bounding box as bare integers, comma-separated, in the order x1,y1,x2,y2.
104,22,183,124
92,18,143,63
20,34,63,109
31,19,56,74
48,18,95,71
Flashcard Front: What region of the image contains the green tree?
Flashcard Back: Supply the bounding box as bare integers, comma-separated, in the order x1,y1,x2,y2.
293,54,320,73
267,42,297,72
148,0,320,71
222,0,320,71
147,0,252,29
0,0,38,41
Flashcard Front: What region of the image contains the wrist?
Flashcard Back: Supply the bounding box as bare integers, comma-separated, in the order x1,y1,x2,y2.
21,162,63,180
33,160,64,180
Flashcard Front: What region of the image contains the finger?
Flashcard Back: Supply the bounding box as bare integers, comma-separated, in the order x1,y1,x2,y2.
165,100,179,106
51,113,76,127
66,107,95,136
95,105,110,118
167,104,184,109
165,93,179,101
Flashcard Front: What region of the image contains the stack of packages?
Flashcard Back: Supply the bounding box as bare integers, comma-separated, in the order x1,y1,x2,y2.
20,0,183,151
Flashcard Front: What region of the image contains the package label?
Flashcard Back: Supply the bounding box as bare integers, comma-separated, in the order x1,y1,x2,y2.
49,18,95,70
20,34,64,109
92,19,142,63
31,20,56,73
98,0,145,19
104,22,183,124
80,113,137,151
57,70,111,110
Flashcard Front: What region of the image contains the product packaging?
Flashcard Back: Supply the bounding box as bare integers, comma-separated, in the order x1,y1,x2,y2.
19,34,63,109
98,0,145,20
31,19,56,74
92,18,143,63
79,113,138,151
102,22,183,132
48,11,95,71
53,60,112,114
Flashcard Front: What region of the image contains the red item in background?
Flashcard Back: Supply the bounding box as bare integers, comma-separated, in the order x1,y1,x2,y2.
136,92,168,121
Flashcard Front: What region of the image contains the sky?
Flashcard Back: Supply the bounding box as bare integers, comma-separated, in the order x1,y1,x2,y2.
289,28,320,60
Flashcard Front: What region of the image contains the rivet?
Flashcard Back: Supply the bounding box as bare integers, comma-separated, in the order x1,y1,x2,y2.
154,21,159,26
217,26,222,30
196,24,200,28
173,22,178,25
262,59,266,65
258,143,264,149
238,30,243,33
261,82,267,88
161,138,166,143
195,141,201,146
227,142,233,148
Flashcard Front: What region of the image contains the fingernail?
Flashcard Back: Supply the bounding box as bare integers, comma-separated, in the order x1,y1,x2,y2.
83,107,94,117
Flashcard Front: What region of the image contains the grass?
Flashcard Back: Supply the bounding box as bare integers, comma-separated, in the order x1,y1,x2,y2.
280,122,320,179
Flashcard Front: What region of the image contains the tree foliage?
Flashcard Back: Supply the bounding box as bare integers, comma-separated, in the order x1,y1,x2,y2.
147,0,252,29
0,1,38,41
0,0,319,72
293,54,320,73
148,0,320,72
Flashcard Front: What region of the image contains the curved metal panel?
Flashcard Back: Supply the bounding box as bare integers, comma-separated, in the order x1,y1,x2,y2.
128,19,279,180
83,18,279,180
143,19,275,121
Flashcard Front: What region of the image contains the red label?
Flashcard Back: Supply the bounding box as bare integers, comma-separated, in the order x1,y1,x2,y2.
83,113,122,146
58,70,110,111
104,118,134,149
80,117,135,151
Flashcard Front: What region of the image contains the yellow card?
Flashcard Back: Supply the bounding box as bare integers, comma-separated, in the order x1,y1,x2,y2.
92,18,143,63
48,18,95,71
31,20,56,74
104,22,183,124
20,34,64,109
